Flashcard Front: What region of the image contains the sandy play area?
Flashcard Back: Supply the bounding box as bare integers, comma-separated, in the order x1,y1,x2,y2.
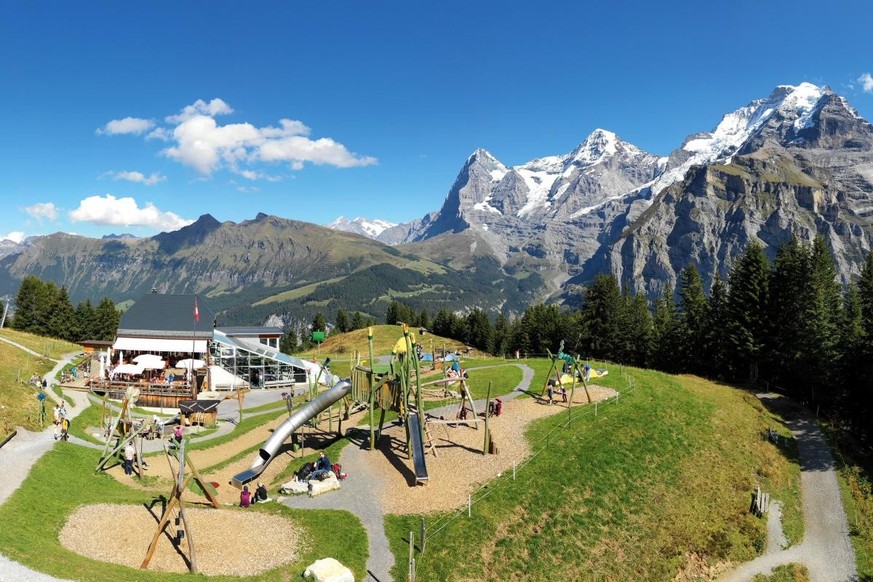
373,385,618,514
60,503,306,575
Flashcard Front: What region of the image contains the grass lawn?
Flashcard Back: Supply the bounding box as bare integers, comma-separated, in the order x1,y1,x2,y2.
752,563,810,581
0,341,56,435
0,443,369,581
830,428,873,578
0,328,81,359
385,369,803,581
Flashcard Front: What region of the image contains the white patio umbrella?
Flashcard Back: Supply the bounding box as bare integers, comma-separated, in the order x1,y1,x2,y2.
175,358,206,371
139,359,166,370
133,354,163,364
112,363,144,376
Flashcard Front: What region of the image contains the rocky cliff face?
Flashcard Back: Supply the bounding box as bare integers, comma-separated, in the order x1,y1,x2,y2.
401,83,873,302
403,130,664,295
609,84,873,297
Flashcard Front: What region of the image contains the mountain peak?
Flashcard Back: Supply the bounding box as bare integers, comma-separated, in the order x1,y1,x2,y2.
570,128,620,163
467,148,499,164
326,215,397,239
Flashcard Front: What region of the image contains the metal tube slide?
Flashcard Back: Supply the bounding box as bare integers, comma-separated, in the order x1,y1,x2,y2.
407,414,428,483
231,380,352,488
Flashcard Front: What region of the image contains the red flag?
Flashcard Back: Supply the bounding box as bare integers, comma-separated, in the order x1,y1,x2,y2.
194,297,200,322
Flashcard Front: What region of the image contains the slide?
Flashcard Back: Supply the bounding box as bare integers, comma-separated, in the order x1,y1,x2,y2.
231,380,352,488
407,413,429,483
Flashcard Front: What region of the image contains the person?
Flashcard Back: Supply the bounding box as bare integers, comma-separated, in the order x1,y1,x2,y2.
560,387,568,403
174,424,183,443
239,485,252,507
309,451,332,481
547,386,554,405
583,363,592,383
59,403,67,421
41,378,47,390
124,442,135,475
451,359,461,374
254,482,269,503
53,404,61,440
60,417,70,441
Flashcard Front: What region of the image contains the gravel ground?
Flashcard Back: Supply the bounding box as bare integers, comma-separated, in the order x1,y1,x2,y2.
720,394,858,582
60,503,305,575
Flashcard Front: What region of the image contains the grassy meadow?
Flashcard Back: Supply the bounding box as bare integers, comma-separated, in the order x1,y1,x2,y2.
386,368,803,581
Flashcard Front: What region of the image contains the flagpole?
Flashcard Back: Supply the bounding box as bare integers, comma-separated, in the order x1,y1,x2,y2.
192,296,198,398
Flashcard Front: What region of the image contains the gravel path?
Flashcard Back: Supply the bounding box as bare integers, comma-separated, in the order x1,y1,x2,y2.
720,394,858,581
0,347,82,582
281,362,536,582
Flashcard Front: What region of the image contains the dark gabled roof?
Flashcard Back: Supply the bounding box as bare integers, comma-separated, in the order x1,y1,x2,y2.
117,294,216,338
217,326,283,337
178,399,220,414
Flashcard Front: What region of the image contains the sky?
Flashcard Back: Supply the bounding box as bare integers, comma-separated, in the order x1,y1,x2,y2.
2,0,873,242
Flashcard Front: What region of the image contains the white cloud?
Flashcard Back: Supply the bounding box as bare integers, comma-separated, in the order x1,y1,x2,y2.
859,73,873,93
165,98,233,123
96,117,154,136
108,98,377,177
2,231,24,243
105,170,166,186
69,194,193,231
23,202,59,221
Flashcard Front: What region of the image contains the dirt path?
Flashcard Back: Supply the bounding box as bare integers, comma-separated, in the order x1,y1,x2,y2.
720,394,857,581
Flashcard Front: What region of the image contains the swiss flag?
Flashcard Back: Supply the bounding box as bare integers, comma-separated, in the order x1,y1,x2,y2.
194,297,200,322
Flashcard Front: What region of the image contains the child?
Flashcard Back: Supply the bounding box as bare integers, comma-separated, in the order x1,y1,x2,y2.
239,485,252,507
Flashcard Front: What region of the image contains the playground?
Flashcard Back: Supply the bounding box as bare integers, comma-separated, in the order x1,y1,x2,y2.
0,324,835,581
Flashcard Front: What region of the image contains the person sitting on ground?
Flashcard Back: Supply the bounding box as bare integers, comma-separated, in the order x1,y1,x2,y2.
239,485,252,507
309,451,332,481
254,482,269,503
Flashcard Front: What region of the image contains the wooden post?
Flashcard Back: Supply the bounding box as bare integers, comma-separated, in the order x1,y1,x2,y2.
483,381,492,455
368,328,376,451
408,531,414,582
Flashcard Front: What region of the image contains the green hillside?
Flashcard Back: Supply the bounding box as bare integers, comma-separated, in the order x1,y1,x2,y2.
387,369,803,581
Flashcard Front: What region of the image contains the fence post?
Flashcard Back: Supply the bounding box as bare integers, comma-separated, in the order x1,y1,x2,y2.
468,494,471,517
408,531,414,581
420,518,426,554
513,461,516,480
595,401,598,417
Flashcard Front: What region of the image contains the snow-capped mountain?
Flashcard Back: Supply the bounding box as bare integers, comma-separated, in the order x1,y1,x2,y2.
326,216,397,240
403,82,873,301
611,82,873,297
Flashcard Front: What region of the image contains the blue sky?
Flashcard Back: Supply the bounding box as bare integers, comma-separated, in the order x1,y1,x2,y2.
2,0,873,242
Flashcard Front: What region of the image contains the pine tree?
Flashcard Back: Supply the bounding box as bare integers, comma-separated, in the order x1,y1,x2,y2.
93,297,120,341
335,309,350,333
652,286,682,373
726,242,770,382
12,275,46,333
464,308,494,353
311,312,326,333
75,299,96,341
49,286,78,341
678,264,707,374
492,312,511,357
579,274,622,360
702,275,729,378
350,311,366,331
622,292,653,367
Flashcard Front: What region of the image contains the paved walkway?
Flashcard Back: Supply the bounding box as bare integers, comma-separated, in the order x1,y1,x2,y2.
720,394,858,581
0,346,83,582
281,362,535,582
